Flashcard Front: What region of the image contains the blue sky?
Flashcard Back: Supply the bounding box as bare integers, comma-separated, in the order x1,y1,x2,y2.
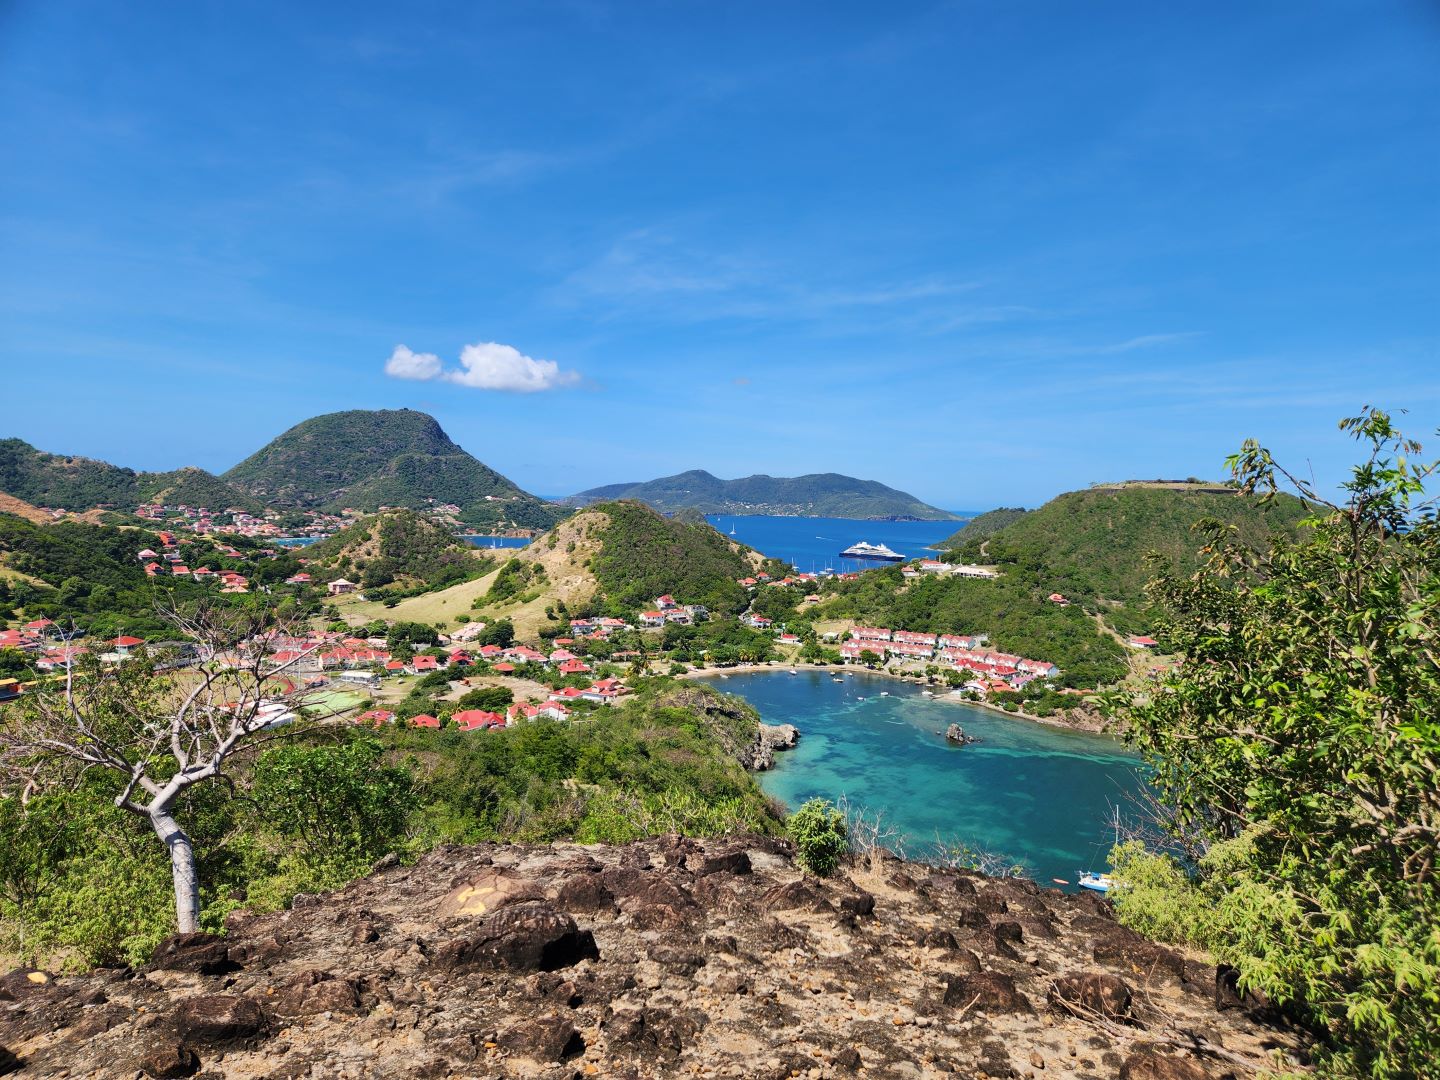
2,2,1437,510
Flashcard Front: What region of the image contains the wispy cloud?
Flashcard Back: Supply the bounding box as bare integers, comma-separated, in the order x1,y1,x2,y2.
384,341,581,392
557,229,993,334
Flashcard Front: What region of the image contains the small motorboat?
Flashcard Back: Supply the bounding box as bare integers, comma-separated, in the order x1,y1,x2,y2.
1076,871,1114,893
880,691,889,697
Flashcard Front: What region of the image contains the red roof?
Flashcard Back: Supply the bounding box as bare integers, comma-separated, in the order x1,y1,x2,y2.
493,662,516,673
112,636,144,648
453,709,505,731
409,714,441,729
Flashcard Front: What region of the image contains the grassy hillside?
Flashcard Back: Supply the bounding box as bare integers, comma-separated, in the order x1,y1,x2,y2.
302,509,494,599
940,506,1030,547
946,483,1310,633
222,409,567,530
585,500,781,615
573,469,958,520
0,438,261,514
355,500,781,634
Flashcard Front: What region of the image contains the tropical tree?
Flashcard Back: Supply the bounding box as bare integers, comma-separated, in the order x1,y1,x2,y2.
1108,409,1440,1080
0,605,318,935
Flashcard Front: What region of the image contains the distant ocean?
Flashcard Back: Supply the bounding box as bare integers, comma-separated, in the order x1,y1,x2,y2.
275,512,976,571
705,514,973,574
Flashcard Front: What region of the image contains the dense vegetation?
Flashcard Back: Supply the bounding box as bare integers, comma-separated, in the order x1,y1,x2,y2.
0,680,777,967
573,469,957,520
0,438,261,513
222,409,566,529
0,515,315,640
303,509,493,598
808,565,1127,687
1107,412,1440,1080
939,506,1029,547
946,484,1310,634
585,500,785,617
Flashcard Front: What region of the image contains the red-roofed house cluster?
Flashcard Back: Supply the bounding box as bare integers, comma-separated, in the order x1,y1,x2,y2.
838,625,1058,690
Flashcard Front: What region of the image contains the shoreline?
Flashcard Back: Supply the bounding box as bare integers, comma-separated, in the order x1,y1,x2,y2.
678,663,1109,734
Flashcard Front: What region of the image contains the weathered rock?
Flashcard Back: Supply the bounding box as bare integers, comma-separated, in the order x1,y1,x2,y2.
944,723,976,745
0,968,55,1000
145,932,238,976
1047,972,1133,1020
762,879,833,913
270,971,362,1016
943,972,1034,1014
0,834,1301,1080
498,1014,584,1062
171,994,269,1046
744,723,800,770
137,1040,200,1078
433,902,599,972
553,872,616,912
695,849,752,877
1092,934,1187,981
438,869,546,918
1119,1048,1214,1080
833,1045,862,1072
603,1006,702,1060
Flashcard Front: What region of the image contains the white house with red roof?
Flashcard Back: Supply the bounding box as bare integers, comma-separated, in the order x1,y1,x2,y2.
1127,636,1159,649
654,594,677,610
557,658,591,675
743,613,772,629
639,611,667,628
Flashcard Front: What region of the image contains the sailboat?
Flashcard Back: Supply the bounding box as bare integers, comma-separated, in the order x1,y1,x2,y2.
1077,806,1122,893
729,521,737,536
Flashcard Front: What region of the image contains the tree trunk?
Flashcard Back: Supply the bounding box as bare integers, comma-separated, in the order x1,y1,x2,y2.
149,808,200,934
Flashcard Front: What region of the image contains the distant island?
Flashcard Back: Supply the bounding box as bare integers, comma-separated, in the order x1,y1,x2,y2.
566,469,958,521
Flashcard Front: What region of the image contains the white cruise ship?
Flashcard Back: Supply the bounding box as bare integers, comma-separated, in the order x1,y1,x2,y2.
838,540,905,562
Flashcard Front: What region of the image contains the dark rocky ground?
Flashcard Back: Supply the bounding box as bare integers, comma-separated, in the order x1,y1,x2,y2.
0,836,1308,1079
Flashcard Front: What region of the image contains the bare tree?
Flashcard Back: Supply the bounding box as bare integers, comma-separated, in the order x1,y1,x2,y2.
0,604,321,934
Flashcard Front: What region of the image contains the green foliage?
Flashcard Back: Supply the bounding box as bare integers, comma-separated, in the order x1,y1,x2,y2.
0,437,260,513
588,501,754,615
1110,410,1440,1080
304,509,494,598
484,557,541,603
939,506,1030,547
220,408,567,528
948,484,1309,635
250,740,415,864
788,798,848,876
574,469,957,520
817,566,1126,688
455,685,513,712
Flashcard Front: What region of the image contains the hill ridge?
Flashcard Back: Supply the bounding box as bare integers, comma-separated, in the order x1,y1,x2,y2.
222,409,566,531
570,470,957,520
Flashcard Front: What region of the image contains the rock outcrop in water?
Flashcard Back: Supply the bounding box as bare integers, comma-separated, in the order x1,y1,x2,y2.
745,723,801,770
0,836,1306,1078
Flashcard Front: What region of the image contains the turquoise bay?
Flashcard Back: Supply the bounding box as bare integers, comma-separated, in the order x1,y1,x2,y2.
699,671,1144,886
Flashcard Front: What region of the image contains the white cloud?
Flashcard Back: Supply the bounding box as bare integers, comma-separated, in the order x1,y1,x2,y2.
383,341,579,393
384,345,443,381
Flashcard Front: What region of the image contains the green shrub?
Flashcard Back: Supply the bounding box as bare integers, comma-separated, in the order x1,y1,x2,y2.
788,799,847,877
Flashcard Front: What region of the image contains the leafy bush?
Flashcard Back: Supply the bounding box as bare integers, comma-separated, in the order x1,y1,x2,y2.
788,799,848,877
1110,410,1440,1080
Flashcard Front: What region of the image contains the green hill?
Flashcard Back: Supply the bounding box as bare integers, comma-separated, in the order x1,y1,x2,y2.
585,500,785,616
946,482,1311,632
940,506,1030,547
0,438,262,514
302,509,494,598
222,409,566,531
570,469,957,520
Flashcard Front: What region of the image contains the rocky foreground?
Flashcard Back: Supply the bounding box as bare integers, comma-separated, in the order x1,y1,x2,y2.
0,836,1308,1079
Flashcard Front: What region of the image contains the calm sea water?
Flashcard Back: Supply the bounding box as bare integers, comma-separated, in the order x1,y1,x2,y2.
704,514,972,574
699,670,1143,886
